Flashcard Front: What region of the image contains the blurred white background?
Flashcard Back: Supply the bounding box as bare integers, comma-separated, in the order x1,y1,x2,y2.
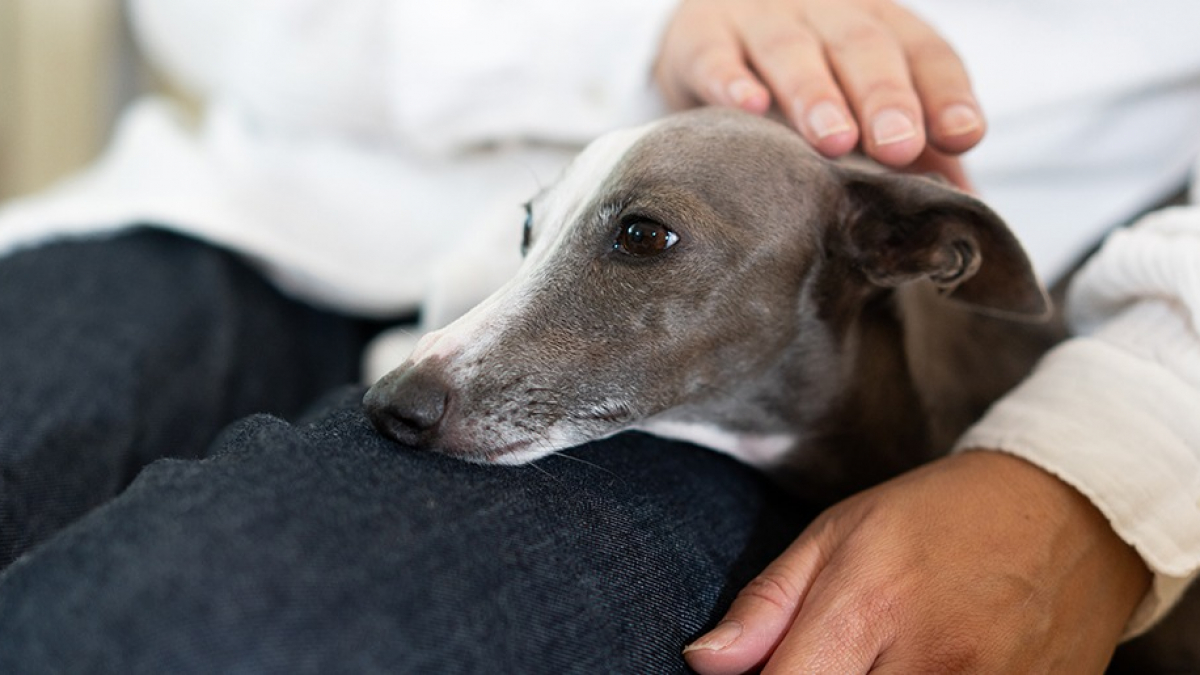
0,0,150,200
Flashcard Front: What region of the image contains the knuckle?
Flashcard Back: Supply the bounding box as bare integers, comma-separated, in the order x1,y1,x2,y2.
861,590,905,636
736,570,803,614
906,37,964,71
745,33,832,102
828,19,894,52
753,26,818,60
919,632,989,673
825,584,906,644
854,86,916,117
857,80,920,111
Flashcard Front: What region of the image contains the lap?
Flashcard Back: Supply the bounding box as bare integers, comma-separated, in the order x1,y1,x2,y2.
0,229,377,566
0,387,810,674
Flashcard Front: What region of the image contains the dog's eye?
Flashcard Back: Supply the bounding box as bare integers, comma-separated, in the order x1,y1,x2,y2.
614,219,678,257
520,202,533,256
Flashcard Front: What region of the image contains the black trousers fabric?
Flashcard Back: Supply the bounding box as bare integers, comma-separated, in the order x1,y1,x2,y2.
0,229,374,568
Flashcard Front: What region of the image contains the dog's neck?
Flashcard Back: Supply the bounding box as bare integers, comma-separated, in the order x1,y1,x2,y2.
772,280,1061,503
634,285,933,503
762,285,932,503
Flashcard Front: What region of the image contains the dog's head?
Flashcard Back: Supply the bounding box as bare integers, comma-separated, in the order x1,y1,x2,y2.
364,108,1047,465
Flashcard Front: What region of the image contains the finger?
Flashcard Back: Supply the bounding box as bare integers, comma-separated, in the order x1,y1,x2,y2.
683,530,829,675
692,43,774,114
804,6,924,167
657,12,772,114
877,3,985,154
759,579,890,675
904,147,974,193
738,14,858,156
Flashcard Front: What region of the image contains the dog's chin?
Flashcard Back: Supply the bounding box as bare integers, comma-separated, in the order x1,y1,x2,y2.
419,414,633,465
435,440,560,466
436,426,594,466
417,431,555,466
488,444,561,466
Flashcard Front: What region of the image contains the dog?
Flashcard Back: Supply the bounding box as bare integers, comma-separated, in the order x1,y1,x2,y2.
363,107,1063,503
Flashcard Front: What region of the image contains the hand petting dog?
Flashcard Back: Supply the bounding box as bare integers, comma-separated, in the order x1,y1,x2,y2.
654,0,983,190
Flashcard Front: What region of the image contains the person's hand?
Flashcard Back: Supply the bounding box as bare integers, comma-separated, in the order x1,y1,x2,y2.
653,0,983,188
683,451,1151,674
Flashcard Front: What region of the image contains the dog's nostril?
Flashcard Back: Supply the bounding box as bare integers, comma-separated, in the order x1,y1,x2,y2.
363,369,451,445
399,387,448,431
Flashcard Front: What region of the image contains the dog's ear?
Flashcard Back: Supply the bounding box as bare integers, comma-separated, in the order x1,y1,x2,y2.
832,166,1050,320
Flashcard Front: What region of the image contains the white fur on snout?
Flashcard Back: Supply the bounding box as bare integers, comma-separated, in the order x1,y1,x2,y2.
418,276,530,379
409,329,464,364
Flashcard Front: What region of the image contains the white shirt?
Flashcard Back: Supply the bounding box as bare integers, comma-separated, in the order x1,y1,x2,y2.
0,0,678,316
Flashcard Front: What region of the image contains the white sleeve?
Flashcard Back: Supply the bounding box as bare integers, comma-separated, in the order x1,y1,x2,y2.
128,0,677,153
955,204,1200,636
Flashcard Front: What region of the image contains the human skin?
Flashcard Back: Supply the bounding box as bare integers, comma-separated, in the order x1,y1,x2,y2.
681,451,1149,674
654,0,983,187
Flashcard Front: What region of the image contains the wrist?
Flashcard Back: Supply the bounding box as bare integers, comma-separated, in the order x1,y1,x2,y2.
952,449,1151,635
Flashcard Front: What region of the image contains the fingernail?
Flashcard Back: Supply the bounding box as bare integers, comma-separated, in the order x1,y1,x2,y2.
683,620,743,653
805,101,852,140
727,79,758,106
872,108,917,146
940,103,983,137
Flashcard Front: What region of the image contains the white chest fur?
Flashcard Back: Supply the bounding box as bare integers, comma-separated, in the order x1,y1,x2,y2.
636,419,796,468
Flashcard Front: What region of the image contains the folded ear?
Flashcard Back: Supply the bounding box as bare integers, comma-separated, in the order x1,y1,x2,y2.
832,166,1050,320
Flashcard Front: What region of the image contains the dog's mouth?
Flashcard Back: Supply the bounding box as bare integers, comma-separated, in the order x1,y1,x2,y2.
416,430,570,466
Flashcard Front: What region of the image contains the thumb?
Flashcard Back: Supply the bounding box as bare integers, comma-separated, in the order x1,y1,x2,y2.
683,525,832,675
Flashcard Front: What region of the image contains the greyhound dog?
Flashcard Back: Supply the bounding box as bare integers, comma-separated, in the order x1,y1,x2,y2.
363,107,1063,503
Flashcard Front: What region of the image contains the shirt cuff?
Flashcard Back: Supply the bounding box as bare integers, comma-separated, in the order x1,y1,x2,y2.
954,300,1200,635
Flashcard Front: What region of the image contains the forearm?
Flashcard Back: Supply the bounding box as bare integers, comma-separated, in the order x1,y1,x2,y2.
956,204,1200,634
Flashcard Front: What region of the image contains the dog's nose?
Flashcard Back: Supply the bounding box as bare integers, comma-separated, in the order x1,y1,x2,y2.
363,368,450,447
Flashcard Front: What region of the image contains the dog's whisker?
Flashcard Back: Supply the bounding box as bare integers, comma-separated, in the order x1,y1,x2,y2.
518,157,549,194
552,449,621,481
521,456,563,484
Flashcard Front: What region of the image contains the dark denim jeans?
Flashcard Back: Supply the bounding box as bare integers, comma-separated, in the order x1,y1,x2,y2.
0,230,808,674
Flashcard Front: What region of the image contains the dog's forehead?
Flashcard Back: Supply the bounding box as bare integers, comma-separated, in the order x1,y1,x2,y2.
626,109,822,179
529,109,825,252
527,119,664,246
633,111,834,243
